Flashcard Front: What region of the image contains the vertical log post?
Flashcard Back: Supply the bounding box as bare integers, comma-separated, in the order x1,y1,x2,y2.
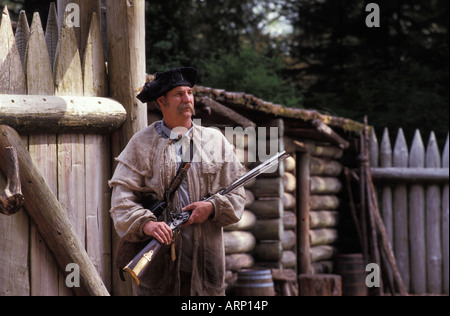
393,129,410,291
106,0,146,296
409,130,426,294
0,5,26,94
296,144,311,275
106,0,147,151
358,132,369,266
443,135,449,295
425,132,442,293
364,126,383,296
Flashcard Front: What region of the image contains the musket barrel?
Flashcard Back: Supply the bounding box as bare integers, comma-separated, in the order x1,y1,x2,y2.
216,151,289,196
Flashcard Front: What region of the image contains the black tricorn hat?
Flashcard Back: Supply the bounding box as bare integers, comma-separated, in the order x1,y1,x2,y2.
136,67,198,103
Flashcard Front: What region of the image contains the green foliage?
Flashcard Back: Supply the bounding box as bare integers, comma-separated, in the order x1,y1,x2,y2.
201,47,303,108
291,0,449,146
144,0,304,107
309,57,448,143
144,0,260,73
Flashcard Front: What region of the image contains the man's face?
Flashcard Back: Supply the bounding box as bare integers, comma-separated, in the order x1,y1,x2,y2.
158,86,195,129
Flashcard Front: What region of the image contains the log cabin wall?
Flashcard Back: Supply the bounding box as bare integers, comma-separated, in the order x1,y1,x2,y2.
179,86,365,295
286,138,347,274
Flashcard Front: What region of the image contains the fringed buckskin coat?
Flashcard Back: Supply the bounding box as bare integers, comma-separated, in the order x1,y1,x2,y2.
109,121,246,296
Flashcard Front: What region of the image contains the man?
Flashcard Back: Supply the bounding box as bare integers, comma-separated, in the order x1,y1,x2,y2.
109,67,246,296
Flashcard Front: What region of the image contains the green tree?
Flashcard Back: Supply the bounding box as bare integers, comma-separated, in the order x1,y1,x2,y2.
201,46,303,107
144,0,265,73
287,0,449,145
144,0,303,106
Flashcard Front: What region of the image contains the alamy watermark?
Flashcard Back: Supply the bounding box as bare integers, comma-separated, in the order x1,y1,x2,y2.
65,263,80,288
173,119,280,169
366,263,381,288
64,3,80,28
366,3,380,28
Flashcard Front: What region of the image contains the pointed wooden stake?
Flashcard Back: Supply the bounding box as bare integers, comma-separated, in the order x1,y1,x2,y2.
27,12,55,95
0,5,26,94
14,10,30,72
45,2,59,69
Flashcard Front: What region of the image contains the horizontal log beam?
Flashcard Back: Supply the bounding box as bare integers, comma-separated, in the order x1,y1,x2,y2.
310,157,343,176
252,218,283,240
282,230,296,250
0,95,126,134
310,195,340,210
310,228,338,246
249,198,283,218
254,240,282,261
251,177,283,198
281,250,296,268
310,210,339,228
310,245,337,262
196,96,256,129
370,167,449,183
224,231,256,254
283,211,297,229
225,253,254,271
311,119,350,149
310,176,342,194
224,210,257,231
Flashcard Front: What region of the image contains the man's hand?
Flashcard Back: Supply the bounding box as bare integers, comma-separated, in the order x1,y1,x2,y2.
143,221,173,245
182,201,214,226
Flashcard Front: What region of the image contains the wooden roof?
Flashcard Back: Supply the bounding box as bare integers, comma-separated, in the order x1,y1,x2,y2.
193,86,365,134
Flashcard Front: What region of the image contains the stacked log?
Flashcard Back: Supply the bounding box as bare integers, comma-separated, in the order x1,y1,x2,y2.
222,127,258,285
281,156,297,270
224,210,257,271
308,144,343,274
223,119,299,294
248,120,292,272
219,122,345,293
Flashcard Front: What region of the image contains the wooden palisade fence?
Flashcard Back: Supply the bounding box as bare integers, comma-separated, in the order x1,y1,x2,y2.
369,128,449,295
0,1,144,296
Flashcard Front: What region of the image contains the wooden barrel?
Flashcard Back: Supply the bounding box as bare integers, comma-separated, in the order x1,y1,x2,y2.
335,253,368,296
235,268,275,296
